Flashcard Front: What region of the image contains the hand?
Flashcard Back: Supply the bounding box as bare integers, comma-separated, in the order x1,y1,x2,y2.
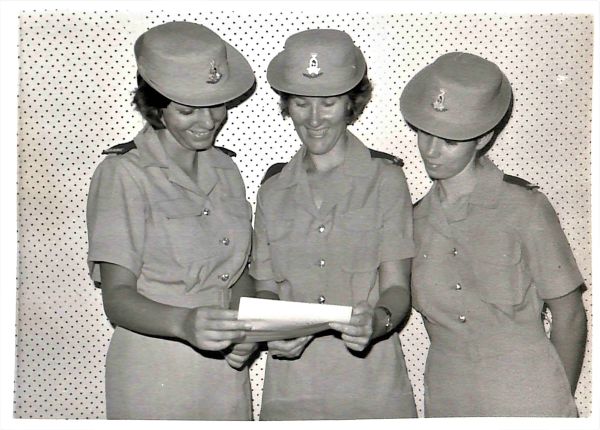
329,301,374,351
181,306,251,351
268,335,313,359
224,342,258,369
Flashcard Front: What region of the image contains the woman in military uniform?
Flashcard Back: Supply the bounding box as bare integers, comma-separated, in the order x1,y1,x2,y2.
86,21,257,419
400,52,587,417
250,29,417,420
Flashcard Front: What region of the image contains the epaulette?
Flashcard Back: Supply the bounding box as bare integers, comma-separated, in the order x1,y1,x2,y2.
215,146,237,157
261,162,287,185
502,174,539,190
368,148,404,167
102,140,136,155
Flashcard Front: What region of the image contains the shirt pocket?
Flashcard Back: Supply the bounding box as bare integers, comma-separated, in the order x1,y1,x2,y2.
471,238,528,306
337,206,382,273
155,198,210,266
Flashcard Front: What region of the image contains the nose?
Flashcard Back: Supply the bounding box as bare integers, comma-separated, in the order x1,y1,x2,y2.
423,135,443,158
194,108,216,129
308,103,322,128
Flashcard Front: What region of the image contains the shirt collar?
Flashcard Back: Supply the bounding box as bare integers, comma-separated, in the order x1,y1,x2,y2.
134,125,235,171
468,156,503,208
273,131,375,189
414,156,504,220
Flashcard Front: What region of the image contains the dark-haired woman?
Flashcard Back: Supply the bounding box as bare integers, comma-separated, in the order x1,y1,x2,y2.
86,21,256,420
400,52,587,417
250,29,417,420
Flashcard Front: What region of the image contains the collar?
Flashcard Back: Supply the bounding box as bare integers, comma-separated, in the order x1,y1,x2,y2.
273,131,375,189
414,156,504,220
134,125,236,171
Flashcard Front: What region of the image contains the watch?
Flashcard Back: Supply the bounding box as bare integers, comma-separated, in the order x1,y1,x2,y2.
375,306,393,331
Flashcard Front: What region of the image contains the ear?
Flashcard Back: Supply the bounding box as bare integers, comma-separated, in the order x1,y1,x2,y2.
475,131,494,150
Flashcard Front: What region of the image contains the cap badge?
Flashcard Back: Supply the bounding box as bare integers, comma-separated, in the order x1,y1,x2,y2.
432,88,448,112
206,60,222,84
303,53,322,78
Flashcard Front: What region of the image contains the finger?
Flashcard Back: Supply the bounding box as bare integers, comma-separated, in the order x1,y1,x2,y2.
344,341,367,352
224,356,245,369
203,319,253,331
204,330,247,341
205,308,240,320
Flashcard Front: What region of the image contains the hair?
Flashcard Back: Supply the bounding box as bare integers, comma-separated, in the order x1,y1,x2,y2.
476,96,514,158
132,74,171,130
276,75,373,125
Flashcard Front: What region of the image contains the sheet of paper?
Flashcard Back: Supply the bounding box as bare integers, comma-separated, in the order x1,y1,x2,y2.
237,298,353,342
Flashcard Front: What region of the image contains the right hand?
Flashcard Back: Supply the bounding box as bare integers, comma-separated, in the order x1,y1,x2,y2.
181,306,252,351
268,335,314,359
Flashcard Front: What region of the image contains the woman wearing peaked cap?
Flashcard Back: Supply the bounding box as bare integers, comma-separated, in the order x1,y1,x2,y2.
400,52,587,417
250,29,417,420
87,21,257,419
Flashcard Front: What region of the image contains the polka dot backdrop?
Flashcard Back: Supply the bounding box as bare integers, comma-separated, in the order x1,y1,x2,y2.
15,10,592,420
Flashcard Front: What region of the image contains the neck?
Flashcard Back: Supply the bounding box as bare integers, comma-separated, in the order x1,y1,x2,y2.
306,132,349,173
158,129,198,176
438,157,481,204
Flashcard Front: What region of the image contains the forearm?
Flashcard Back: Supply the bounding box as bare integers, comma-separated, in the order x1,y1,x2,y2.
102,284,189,340
229,268,256,310
550,308,587,395
372,285,411,339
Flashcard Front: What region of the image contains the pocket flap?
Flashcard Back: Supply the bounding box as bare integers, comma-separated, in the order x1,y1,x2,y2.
156,199,206,219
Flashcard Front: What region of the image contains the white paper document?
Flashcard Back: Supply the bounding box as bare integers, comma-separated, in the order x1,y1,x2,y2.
237,297,353,342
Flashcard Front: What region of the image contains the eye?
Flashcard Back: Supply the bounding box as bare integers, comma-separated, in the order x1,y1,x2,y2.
293,99,308,108
177,108,194,116
322,98,337,107
444,139,459,146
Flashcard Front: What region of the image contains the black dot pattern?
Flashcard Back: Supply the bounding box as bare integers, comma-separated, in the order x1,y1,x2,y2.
15,11,592,420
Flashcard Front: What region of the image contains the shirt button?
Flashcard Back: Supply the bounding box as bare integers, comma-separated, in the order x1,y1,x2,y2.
458,315,466,323
318,259,326,268
219,273,230,282
202,208,211,216
423,253,428,259
455,283,462,291
452,248,458,256
318,295,326,304
318,225,326,233
220,237,230,246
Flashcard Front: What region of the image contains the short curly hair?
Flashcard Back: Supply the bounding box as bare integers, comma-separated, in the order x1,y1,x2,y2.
132,74,171,130
277,75,372,125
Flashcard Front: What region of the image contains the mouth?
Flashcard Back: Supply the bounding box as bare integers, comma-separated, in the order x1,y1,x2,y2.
424,161,441,169
305,127,328,138
187,129,212,139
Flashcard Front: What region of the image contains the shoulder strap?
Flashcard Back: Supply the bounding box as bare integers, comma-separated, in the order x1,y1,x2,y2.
214,146,237,157
102,140,136,155
368,148,404,167
502,173,539,190
261,162,287,185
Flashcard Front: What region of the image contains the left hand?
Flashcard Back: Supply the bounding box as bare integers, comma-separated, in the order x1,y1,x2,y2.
329,301,374,351
224,342,258,369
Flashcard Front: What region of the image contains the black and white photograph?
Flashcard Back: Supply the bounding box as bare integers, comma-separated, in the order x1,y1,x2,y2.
0,0,597,428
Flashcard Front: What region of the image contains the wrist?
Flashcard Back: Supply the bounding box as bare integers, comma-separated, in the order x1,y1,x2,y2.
373,306,393,337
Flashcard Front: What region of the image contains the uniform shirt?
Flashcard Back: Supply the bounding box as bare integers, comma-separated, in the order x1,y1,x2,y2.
87,126,252,309
412,156,583,416
250,132,417,420
250,132,415,306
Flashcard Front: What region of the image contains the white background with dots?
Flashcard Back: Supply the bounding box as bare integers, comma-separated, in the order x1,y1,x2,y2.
1,0,597,427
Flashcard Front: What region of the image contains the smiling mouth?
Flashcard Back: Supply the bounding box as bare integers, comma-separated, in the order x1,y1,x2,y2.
425,161,441,168
306,128,328,138
187,129,212,139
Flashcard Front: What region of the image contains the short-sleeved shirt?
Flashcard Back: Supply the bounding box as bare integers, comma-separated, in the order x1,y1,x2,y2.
412,156,582,417
88,126,252,309
250,133,417,420
86,126,253,419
